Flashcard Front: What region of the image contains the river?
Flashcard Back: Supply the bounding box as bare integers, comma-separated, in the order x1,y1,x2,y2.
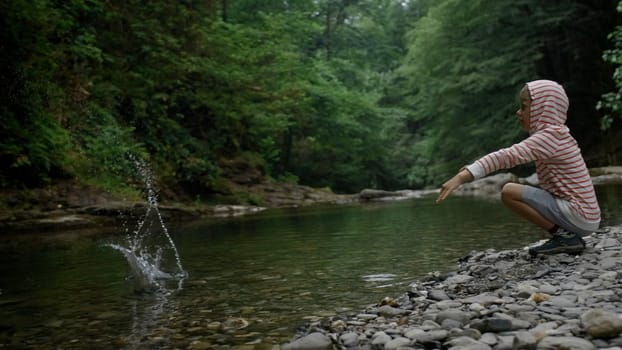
1,185,622,349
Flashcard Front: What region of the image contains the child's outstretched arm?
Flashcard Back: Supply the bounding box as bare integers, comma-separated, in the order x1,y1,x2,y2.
435,168,474,204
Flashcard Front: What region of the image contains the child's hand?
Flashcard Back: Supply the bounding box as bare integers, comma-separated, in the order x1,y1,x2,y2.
436,176,462,203
435,169,473,204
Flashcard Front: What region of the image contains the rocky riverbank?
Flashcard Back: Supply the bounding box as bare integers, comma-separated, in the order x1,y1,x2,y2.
281,225,622,350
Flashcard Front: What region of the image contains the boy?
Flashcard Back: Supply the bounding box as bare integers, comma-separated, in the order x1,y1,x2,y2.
435,80,600,256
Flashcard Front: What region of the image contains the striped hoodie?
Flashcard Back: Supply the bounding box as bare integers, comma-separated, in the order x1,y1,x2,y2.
466,80,600,231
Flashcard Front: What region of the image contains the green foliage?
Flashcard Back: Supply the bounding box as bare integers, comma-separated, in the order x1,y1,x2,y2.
0,109,72,186
192,15,318,177
0,0,619,198
280,0,415,191
598,1,622,130
76,108,145,192
396,0,596,185
285,57,387,191
0,0,77,186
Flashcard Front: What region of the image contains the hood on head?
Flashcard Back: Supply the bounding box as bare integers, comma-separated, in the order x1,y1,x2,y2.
526,80,568,133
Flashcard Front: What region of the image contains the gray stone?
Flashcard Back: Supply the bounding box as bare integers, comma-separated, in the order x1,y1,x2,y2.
539,313,568,322
536,336,595,350
384,328,401,335
469,319,487,332
495,335,515,350
463,294,505,307
282,332,333,350
445,274,475,285
430,289,451,301
450,328,482,340
445,336,481,347
514,311,541,325
371,332,392,347
385,337,411,350
600,257,619,270
557,293,577,303
375,305,411,317
562,307,588,318
512,331,536,350
515,283,539,298
436,310,472,326
537,284,560,295
595,238,619,250
436,300,465,310
470,318,514,333
544,296,575,309
504,304,535,313
479,333,497,346
358,313,379,320
581,309,622,338
600,271,618,281
340,332,359,347
442,318,465,330
486,318,514,332
422,310,440,322
536,306,561,315
404,328,425,340
470,303,486,313
416,329,449,343
447,338,493,350
554,322,581,336
491,313,531,330
510,319,532,330
420,319,442,330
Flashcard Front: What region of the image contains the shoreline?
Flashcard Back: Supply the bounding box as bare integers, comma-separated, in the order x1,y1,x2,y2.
0,188,436,234
2,166,622,234
282,225,622,350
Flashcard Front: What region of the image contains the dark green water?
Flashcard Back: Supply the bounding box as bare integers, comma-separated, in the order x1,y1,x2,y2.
1,186,622,349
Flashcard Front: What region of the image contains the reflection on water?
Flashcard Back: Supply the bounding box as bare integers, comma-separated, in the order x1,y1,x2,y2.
596,184,622,227
125,293,179,349
1,185,622,348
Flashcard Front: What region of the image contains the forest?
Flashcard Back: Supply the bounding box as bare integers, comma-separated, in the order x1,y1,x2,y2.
2,0,622,205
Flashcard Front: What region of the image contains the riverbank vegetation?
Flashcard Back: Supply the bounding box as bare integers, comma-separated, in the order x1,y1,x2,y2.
2,0,622,207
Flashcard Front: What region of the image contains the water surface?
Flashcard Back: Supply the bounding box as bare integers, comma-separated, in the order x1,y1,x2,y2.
1,186,622,348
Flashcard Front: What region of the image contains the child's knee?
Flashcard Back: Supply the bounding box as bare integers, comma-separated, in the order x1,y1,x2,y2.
501,182,522,202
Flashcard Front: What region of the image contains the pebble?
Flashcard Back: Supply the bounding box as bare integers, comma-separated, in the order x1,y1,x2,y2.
282,332,332,350
282,227,622,350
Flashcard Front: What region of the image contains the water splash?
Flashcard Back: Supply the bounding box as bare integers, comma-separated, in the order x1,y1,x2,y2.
107,155,187,292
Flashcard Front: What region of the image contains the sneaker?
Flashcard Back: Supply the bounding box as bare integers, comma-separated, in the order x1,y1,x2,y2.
528,234,585,256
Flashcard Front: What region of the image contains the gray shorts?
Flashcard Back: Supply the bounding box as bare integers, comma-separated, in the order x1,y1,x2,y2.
521,186,592,236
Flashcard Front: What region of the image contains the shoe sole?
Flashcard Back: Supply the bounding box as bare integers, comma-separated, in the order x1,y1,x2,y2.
529,245,584,256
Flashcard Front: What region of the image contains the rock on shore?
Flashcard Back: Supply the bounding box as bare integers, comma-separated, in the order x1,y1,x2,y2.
282,226,622,350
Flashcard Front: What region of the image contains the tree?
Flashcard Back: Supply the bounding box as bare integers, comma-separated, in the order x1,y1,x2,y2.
3,0,618,201
282,0,415,191
0,0,98,186
596,1,622,164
